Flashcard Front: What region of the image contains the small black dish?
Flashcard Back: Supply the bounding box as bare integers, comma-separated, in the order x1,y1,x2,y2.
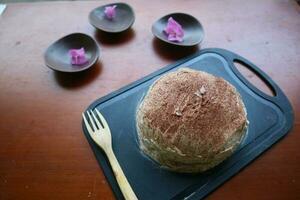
152,13,204,47
44,33,100,73
89,2,135,33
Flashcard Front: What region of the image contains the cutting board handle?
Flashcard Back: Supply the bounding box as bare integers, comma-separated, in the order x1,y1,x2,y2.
213,48,294,120
229,53,279,98
210,49,289,109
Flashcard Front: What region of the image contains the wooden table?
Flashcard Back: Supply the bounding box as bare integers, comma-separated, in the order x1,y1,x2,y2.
0,0,299,199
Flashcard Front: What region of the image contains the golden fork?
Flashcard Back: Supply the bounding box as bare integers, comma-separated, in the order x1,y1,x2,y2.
82,109,138,200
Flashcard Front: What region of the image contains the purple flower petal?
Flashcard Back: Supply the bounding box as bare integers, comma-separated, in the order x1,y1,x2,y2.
69,47,88,66
163,17,184,42
104,5,117,20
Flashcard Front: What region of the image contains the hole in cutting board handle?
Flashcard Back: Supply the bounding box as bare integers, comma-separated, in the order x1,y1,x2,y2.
233,60,276,97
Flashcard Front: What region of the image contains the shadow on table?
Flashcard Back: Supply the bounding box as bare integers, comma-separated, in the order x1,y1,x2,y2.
152,38,200,61
53,61,102,89
94,28,135,46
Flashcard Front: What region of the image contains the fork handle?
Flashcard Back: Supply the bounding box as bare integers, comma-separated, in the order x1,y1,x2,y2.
105,147,138,200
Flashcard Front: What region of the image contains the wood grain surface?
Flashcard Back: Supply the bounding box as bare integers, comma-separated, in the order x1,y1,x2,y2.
0,0,299,199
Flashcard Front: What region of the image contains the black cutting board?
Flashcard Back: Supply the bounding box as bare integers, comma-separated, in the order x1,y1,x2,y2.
82,48,294,200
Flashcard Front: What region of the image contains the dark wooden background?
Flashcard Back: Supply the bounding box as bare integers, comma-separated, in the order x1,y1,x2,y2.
0,0,299,199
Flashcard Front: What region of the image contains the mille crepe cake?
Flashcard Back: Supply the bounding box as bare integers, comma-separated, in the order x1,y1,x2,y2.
136,68,248,173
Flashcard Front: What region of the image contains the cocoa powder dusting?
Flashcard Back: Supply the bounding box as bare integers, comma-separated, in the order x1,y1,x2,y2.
138,68,247,154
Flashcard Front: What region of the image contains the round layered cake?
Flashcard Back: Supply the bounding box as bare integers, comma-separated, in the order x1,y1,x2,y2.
136,68,248,173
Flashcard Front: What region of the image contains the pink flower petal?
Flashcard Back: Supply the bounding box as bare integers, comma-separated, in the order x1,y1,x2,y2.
69,47,88,66
163,17,184,42
104,5,117,20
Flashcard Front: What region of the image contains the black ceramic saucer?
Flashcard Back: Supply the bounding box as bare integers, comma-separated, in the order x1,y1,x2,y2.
44,33,99,73
152,13,204,46
89,2,135,33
